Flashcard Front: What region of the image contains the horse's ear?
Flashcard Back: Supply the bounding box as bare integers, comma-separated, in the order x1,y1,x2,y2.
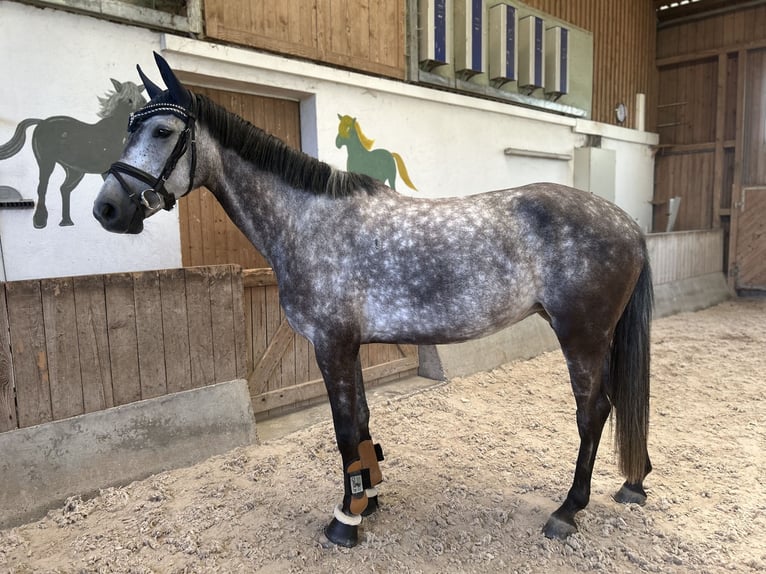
153,51,191,108
136,64,163,99
110,79,123,92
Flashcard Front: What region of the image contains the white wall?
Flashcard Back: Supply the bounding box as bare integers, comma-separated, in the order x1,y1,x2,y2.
0,1,658,281
0,1,181,280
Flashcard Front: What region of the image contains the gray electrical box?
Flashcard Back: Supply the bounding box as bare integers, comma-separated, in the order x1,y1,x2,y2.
573,147,616,203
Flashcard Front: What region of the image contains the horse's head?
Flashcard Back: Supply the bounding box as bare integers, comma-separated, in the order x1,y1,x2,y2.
93,53,197,234
335,114,375,151
97,79,147,119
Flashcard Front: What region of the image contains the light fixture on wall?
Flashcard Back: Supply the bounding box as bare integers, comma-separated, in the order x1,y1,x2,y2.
615,102,627,124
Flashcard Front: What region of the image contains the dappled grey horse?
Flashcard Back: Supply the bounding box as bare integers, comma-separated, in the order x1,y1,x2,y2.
94,53,653,548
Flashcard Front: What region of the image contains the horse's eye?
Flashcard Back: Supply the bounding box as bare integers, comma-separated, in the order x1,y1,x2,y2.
153,127,172,138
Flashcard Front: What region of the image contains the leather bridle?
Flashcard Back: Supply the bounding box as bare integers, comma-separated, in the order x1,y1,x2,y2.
107,102,197,216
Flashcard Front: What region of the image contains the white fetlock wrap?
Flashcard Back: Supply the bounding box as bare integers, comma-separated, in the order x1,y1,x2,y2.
333,503,362,526
365,486,379,498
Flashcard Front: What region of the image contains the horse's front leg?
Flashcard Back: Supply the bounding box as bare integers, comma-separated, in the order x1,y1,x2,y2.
315,340,369,547
353,355,385,516
58,166,84,226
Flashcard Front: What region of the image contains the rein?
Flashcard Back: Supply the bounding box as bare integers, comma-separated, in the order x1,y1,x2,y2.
107,102,197,215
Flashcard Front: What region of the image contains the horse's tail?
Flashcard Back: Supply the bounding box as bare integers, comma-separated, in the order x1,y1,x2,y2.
609,242,653,484
0,118,40,160
391,152,418,191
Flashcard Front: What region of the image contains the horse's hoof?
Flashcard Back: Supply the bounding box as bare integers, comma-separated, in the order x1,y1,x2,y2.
361,495,378,516
33,210,48,229
59,219,74,227
614,483,647,505
323,517,359,548
543,514,577,540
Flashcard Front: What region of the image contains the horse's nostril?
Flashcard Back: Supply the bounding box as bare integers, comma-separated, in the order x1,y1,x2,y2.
94,199,117,224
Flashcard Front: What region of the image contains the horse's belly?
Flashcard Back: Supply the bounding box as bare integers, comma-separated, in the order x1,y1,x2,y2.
362,286,538,345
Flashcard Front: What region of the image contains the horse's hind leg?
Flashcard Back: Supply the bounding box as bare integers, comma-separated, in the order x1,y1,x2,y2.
614,454,653,504
32,158,55,229
543,333,612,539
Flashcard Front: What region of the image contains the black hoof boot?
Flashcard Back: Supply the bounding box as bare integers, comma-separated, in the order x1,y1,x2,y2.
362,495,378,516
324,518,359,548
614,482,647,505
543,513,578,540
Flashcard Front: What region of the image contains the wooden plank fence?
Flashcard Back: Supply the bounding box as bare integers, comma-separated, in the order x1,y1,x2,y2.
646,229,724,285
0,265,246,432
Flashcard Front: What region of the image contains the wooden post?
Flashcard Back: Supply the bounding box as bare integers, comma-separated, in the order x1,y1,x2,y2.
0,285,17,432
728,49,748,289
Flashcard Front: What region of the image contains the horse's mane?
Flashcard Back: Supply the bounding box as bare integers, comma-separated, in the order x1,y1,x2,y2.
98,81,146,118
189,93,379,198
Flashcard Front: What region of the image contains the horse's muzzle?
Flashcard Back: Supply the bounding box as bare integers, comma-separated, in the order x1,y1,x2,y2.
93,182,145,234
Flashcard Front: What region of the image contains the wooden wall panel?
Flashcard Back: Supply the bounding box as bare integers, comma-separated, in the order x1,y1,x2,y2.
41,278,84,421
133,271,168,400
6,281,52,428
523,0,657,129
159,269,193,395
658,3,766,60
0,287,17,432
657,58,718,145
655,2,766,235
654,151,715,231
73,275,114,413
1,266,246,432
743,48,766,186
646,230,723,285
204,0,406,79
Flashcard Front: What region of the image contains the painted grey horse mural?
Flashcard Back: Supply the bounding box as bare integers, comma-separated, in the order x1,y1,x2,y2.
94,53,653,548
0,79,145,228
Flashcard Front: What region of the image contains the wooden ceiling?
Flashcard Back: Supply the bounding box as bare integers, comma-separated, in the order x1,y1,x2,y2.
655,0,762,22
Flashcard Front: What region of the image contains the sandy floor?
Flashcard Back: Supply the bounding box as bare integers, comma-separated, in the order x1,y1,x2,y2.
1,299,764,573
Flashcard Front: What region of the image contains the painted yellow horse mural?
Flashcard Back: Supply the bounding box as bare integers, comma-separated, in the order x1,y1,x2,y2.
335,114,417,191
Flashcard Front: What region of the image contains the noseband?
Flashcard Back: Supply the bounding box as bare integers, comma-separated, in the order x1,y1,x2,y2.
108,102,197,215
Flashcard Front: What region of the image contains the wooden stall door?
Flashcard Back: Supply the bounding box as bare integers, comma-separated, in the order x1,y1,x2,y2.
730,48,766,291
179,87,418,414
732,187,766,291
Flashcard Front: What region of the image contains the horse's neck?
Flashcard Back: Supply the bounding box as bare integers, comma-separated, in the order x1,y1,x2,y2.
348,131,365,153
205,146,311,268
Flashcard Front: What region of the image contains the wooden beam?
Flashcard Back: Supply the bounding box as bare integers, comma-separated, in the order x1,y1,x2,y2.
248,318,295,397
250,356,420,414
727,50,748,288
657,142,716,155
656,37,766,68
243,268,277,287
712,52,727,228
